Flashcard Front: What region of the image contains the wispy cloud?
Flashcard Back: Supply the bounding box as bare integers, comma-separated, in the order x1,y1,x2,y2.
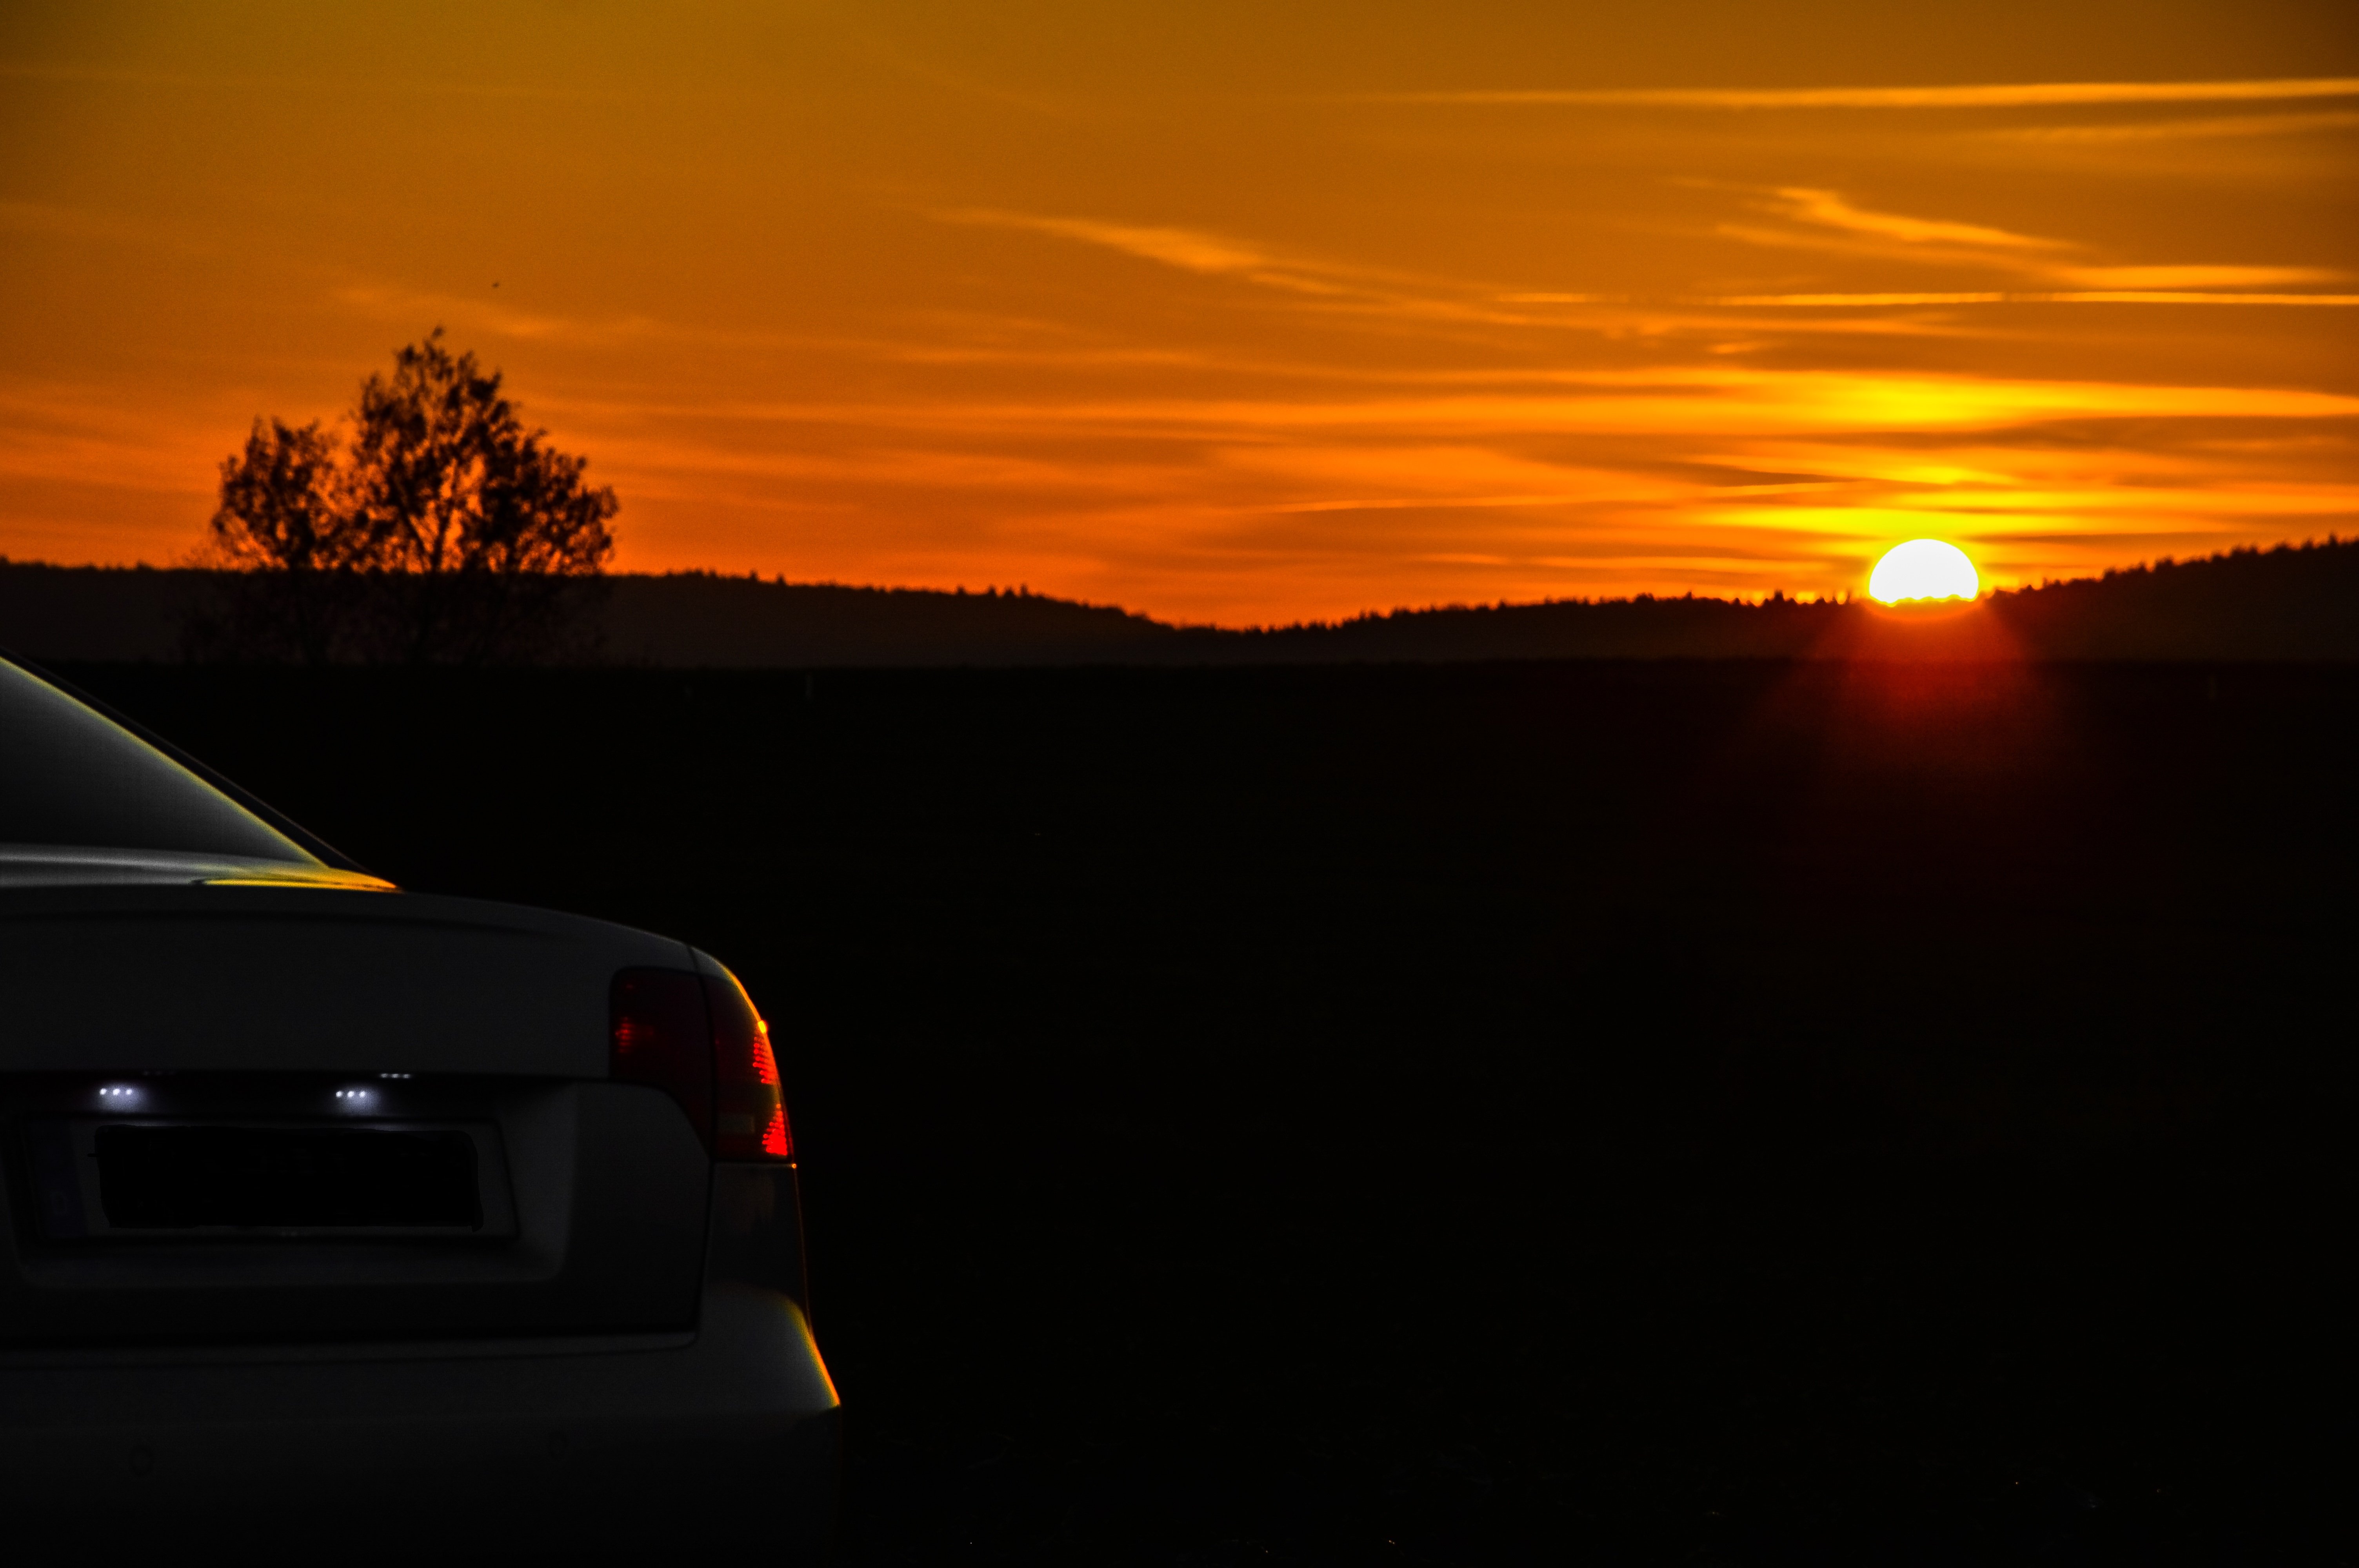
1973,110,2359,143
931,209,1570,327
934,209,1396,302
1712,188,2352,300
1767,188,2064,251
1690,291,2359,307
936,202,2359,344
941,212,1276,276
1366,78,2359,110
1712,188,2083,277
2052,265,2346,289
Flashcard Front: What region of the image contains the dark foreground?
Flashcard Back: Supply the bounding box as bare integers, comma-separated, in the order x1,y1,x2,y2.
59,660,2359,1564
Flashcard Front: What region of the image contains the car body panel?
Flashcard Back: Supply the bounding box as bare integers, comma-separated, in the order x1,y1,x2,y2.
0,882,682,1078
1,1081,713,1343
0,1281,839,1561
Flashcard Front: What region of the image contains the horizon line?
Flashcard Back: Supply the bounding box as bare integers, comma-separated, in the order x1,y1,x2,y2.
2,535,2343,635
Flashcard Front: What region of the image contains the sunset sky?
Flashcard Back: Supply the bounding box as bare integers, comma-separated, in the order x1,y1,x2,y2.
2,1,2354,624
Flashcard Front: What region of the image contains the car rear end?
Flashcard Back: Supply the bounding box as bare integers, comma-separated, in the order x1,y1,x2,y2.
0,660,838,1560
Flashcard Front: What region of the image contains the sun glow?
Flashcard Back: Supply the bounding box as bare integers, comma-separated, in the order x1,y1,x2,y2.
4,13,2357,621
1870,540,1981,603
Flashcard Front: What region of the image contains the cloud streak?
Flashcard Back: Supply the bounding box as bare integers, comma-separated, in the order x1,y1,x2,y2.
1704,187,2356,303
1768,189,2063,251
935,209,1433,306
1972,110,2359,143
1691,292,2359,307
1369,78,2359,110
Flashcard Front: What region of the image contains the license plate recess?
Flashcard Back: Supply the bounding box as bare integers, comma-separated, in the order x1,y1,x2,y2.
25,1121,516,1240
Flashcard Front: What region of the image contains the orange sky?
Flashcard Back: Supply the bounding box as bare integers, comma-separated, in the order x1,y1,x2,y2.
2,1,2355,624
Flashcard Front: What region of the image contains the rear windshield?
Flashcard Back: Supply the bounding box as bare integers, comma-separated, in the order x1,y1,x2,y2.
0,661,315,863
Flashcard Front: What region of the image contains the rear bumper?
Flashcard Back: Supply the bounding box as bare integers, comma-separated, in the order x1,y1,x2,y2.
0,1282,840,1561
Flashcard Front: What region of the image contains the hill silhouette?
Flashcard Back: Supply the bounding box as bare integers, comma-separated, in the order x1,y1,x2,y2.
2,537,2352,666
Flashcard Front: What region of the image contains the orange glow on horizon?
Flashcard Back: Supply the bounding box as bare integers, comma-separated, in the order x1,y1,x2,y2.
1,6,2353,626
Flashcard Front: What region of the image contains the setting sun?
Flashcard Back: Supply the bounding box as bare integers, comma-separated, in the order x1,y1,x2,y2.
1869,540,1982,604
1,8,2353,623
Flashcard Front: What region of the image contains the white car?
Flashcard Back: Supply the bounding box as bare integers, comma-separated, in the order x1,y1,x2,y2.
0,655,839,1560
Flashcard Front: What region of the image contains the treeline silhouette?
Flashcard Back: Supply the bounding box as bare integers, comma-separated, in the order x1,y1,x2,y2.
4,536,2352,666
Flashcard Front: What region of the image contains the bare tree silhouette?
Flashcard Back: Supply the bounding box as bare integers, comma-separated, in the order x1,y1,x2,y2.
195,331,616,664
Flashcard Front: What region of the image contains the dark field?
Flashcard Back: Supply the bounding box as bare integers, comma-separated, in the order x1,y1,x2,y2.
58,659,2359,1564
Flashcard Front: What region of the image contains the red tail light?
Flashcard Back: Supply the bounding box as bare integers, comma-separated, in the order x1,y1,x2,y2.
611,965,792,1163
705,968,793,1162
609,969,713,1142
